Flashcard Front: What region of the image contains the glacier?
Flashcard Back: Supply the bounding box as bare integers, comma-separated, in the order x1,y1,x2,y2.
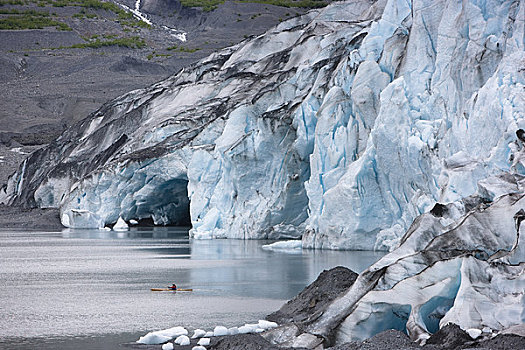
313,180,525,344
260,176,525,346
1,0,523,252
1,0,524,346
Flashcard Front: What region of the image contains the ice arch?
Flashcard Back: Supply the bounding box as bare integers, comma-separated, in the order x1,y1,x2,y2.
121,178,191,227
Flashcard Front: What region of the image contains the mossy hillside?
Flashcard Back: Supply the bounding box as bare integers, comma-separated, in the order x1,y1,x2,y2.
69,35,146,48
0,0,149,31
0,8,71,30
179,0,332,12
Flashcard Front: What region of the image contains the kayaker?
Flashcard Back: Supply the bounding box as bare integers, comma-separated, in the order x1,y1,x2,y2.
168,283,177,290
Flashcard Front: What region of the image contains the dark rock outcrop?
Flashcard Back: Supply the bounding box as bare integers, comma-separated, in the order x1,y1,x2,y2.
425,324,473,349
267,266,358,325
326,329,418,350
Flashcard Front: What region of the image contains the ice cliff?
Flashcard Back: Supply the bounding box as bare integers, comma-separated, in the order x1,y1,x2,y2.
1,0,524,251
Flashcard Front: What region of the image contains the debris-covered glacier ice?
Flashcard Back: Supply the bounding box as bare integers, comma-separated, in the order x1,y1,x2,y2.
297,176,525,345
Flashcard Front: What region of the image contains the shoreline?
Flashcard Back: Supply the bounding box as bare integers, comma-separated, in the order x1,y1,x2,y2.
0,205,62,230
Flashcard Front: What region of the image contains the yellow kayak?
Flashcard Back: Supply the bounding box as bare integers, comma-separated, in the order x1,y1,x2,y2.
151,288,193,292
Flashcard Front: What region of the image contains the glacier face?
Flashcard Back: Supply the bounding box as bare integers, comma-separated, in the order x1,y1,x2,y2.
304,0,525,250
0,0,524,251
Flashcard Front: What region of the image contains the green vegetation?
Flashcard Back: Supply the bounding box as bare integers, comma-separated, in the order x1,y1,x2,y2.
239,0,329,9
72,8,97,18
69,35,146,48
0,0,25,5
0,8,41,13
179,0,224,12
47,34,145,49
0,9,71,30
178,0,329,12
46,0,125,13
147,51,171,60
166,45,200,53
119,18,150,28
3,0,149,28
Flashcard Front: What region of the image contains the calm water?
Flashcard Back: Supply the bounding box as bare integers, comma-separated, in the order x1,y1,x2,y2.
0,227,385,349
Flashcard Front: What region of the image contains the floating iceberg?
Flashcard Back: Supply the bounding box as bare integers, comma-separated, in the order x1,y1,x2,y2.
112,216,129,231
261,240,302,252
137,326,188,345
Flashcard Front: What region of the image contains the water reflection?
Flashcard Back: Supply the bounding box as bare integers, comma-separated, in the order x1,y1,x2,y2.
61,227,191,240
189,239,385,300
0,227,386,344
